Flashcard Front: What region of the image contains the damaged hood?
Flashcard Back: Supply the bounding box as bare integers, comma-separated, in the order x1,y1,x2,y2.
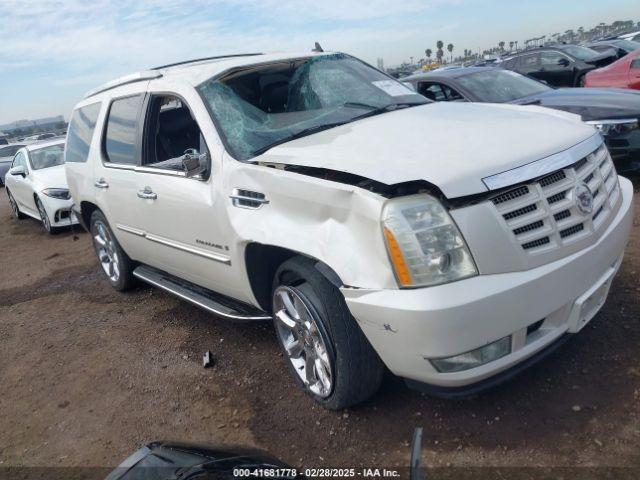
257,102,597,198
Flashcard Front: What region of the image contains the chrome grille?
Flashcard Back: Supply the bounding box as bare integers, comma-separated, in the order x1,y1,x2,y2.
490,144,620,255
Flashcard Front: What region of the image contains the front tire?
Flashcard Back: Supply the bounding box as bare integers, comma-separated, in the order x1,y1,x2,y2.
272,256,384,410
35,196,55,234
90,210,135,291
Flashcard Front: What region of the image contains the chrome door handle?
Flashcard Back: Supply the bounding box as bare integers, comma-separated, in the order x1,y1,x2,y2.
137,187,157,200
94,179,109,189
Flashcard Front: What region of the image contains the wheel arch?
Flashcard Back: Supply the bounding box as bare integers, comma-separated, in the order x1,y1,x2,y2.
79,200,100,230
244,243,344,312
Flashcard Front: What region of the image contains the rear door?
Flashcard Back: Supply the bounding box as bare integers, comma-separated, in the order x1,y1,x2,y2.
516,53,541,79
93,87,150,262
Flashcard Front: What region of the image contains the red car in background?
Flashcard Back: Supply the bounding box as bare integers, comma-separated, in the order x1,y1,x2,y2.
585,48,640,90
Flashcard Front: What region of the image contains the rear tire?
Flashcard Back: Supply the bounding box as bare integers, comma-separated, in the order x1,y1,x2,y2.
7,190,27,219
577,75,586,87
90,210,135,291
272,256,384,410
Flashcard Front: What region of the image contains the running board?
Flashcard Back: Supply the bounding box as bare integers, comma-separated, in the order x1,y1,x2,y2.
133,265,272,321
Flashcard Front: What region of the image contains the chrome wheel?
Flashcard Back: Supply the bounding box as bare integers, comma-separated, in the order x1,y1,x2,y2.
273,286,333,398
8,192,19,218
93,220,120,283
36,197,51,232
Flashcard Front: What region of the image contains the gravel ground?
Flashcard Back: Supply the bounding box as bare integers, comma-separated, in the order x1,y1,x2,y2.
0,180,639,478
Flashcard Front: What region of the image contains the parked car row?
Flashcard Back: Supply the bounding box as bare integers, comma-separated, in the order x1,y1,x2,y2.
404,67,640,173
3,51,635,411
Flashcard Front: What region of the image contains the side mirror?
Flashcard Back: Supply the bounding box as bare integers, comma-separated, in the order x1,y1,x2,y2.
9,165,26,177
558,58,570,67
402,82,417,92
181,149,208,178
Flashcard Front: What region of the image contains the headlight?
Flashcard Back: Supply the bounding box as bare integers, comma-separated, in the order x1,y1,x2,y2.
430,336,512,373
587,118,639,136
381,194,477,287
42,188,71,200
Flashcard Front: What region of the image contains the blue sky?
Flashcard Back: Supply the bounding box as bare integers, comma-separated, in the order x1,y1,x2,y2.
0,0,638,124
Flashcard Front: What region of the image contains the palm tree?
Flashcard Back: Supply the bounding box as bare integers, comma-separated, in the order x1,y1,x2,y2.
509,41,514,51
425,48,432,65
498,41,505,52
447,43,454,62
436,40,444,64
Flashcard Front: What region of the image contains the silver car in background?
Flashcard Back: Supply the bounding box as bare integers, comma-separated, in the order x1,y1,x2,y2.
0,144,25,187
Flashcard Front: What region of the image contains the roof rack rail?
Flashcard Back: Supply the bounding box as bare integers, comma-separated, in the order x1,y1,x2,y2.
152,53,263,70
84,70,163,99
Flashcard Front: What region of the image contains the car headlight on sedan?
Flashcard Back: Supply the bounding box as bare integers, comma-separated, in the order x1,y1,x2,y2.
42,188,71,200
587,118,639,136
382,194,477,288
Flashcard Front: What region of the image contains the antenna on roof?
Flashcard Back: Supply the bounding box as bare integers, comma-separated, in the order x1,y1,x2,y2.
312,42,324,53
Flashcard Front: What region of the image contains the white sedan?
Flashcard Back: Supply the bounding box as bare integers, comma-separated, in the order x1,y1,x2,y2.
4,139,78,233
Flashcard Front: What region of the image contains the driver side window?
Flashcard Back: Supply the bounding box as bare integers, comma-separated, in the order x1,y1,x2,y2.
142,95,210,177
418,82,447,101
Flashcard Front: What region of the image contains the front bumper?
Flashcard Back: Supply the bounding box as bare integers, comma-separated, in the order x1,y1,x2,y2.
41,195,79,227
343,176,634,390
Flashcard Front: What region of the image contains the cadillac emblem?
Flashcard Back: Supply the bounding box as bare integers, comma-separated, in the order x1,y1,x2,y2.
575,183,594,215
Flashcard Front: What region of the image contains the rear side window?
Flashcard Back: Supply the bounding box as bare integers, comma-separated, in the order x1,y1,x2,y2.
631,58,640,70
104,95,143,165
66,102,101,163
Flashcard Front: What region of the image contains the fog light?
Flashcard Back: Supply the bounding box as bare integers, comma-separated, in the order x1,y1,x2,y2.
430,336,511,373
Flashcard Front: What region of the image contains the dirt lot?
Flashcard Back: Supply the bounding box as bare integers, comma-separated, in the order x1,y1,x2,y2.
1,181,639,477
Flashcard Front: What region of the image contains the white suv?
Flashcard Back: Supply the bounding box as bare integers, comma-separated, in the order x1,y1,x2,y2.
65,52,634,409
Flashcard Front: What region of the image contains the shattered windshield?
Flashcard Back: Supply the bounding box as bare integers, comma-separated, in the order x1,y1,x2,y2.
198,54,427,160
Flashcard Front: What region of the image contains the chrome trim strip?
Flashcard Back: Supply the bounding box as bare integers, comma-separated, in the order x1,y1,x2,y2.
145,233,231,265
116,224,145,236
104,162,136,171
116,225,231,265
133,269,270,321
482,133,603,191
134,166,186,177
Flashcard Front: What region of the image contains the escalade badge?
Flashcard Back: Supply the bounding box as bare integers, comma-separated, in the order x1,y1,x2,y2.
575,183,593,215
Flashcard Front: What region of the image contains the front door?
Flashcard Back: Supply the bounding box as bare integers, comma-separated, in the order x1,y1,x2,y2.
540,51,574,87
7,151,36,216
128,89,248,302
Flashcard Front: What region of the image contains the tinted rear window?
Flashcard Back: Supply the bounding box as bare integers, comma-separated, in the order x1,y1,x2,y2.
66,102,101,163
104,95,143,165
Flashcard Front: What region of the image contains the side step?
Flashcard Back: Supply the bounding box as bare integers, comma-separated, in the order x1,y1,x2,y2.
133,265,272,321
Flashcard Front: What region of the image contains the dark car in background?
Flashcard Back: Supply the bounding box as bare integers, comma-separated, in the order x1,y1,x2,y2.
0,144,25,186
405,67,640,172
586,39,640,60
501,45,617,87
